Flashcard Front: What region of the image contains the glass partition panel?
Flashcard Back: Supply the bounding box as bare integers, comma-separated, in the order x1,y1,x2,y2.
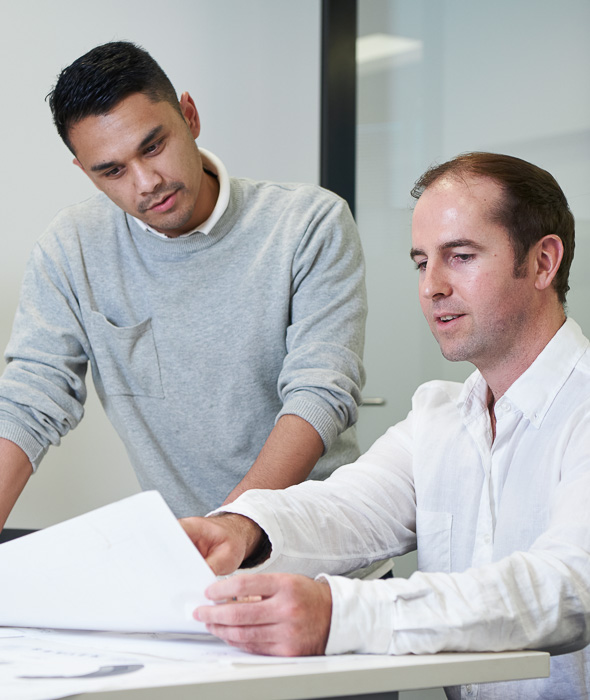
356,0,590,450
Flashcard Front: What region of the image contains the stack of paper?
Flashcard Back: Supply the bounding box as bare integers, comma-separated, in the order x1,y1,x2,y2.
0,491,216,634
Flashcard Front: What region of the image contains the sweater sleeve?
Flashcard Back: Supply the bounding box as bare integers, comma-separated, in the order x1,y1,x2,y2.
0,237,89,468
275,194,367,451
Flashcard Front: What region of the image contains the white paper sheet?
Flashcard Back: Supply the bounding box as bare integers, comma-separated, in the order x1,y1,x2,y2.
0,491,217,634
0,626,332,700
0,626,237,700
0,493,367,700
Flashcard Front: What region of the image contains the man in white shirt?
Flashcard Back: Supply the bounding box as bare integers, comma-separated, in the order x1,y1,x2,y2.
181,152,590,699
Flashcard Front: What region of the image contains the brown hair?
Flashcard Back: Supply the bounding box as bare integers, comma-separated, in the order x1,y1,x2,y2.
411,152,575,305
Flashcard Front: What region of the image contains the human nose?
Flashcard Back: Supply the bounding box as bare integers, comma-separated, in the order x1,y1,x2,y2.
131,162,163,195
421,261,452,300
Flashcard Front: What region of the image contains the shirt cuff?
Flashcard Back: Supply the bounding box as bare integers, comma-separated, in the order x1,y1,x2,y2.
319,574,397,655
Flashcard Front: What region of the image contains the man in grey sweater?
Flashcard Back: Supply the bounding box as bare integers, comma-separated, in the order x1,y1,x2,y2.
0,41,366,525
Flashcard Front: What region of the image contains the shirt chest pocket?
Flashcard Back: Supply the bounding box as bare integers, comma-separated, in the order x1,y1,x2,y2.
416,509,452,573
88,311,164,398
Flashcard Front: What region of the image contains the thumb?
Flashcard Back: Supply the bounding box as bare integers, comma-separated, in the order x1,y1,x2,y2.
204,541,244,576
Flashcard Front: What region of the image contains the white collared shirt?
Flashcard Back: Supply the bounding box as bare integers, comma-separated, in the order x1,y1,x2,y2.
223,317,590,699
131,148,229,238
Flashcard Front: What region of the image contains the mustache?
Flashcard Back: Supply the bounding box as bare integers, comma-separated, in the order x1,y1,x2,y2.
138,182,185,213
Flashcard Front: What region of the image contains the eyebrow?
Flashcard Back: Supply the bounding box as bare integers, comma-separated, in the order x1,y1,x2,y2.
409,238,484,260
90,125,164,172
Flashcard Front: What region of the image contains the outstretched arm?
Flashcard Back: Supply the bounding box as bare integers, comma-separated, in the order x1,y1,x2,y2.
224,195,366,504
0,438,32,531
223,415,324,505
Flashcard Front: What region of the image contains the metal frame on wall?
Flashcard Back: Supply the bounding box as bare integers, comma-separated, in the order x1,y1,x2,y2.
320,0,357,217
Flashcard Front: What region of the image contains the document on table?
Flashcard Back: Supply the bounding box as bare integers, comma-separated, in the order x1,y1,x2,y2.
0,492,337,700
0,490,217,634
0,626,334,700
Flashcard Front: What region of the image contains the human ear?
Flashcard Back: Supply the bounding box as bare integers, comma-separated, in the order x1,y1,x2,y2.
534,235,564,291
179,91,201,139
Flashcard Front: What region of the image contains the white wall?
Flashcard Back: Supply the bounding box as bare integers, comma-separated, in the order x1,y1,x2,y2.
2,0,321,528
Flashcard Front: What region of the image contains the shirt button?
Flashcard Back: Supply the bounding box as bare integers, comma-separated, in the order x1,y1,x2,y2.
465,684,473,694
500,401,511,413
483,535,491,545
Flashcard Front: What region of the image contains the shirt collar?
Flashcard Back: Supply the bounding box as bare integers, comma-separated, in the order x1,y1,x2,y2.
505,317,589,427
131,148,230,239
457,369,489,423
457,318,589,428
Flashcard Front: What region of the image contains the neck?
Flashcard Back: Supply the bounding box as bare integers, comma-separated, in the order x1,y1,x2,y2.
193,168,220,228
484,307,566,435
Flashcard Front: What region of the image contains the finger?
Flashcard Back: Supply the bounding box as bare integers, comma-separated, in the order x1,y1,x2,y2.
205,573,281,602
196,597,276,626
178,517,220,561
204,544,241,576
213,635,277,656
204,624,306,657
204,621,278,643
178,516,204,543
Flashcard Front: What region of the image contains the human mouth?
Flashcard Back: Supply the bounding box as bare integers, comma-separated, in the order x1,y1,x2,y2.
138,185,183,215
435,313,465,326
148,191,178,213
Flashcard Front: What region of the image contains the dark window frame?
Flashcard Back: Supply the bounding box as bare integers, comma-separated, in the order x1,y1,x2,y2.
320,0,357,217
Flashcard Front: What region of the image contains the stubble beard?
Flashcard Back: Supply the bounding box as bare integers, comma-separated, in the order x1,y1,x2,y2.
137,183,198,236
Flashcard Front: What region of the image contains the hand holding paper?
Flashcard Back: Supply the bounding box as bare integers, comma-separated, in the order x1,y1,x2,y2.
195,572,333,656
181,510,333,657
180,511,265,575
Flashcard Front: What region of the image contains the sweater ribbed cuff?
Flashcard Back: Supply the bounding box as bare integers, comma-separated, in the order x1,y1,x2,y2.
0,421,45,470
277,395,338,451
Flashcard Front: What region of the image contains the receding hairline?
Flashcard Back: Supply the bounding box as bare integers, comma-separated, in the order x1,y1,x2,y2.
412,170,510,230
415,168,507,200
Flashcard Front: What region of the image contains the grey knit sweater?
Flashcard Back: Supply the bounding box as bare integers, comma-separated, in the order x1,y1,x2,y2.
0,177,367,515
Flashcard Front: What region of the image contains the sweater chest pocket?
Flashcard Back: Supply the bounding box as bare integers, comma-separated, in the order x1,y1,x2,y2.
88,311,164,398
416,509,452,573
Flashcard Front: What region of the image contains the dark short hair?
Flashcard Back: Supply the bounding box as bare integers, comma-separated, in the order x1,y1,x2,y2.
47,41,180,153
411,152,575,305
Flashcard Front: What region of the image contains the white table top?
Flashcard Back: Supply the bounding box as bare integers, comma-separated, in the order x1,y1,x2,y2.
74,649,549,700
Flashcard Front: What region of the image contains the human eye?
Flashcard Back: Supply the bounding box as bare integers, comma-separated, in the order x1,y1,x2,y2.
104,166,123,179
453,253,474,263
144,138,164,155
414,258,427,272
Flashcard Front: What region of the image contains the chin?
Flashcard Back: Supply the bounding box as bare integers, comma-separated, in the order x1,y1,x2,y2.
152,213,194,235
439,345,469,363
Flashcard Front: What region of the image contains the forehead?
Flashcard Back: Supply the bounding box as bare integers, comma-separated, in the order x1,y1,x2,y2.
411,175,508,248
69,92,179,163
